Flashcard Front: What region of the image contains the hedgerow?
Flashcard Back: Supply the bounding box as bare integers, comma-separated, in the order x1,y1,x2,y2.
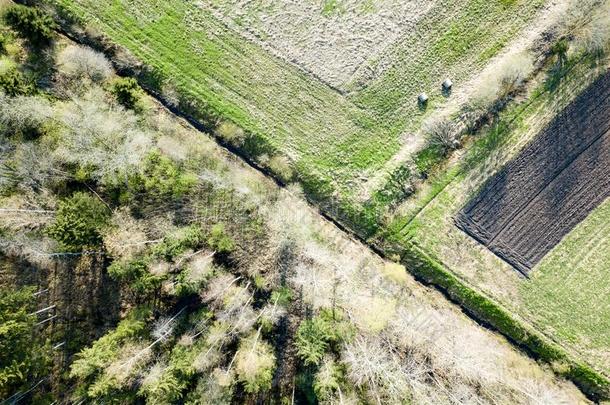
401,242,610,400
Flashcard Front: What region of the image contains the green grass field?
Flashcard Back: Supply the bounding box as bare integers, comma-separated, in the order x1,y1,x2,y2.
49,0,551,210
522,198,610,373
387,55,610,376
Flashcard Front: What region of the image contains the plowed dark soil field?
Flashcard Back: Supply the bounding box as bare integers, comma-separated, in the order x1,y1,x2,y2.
456,71,610,275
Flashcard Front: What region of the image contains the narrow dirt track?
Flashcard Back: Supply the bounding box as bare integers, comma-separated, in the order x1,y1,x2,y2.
456,70,610,275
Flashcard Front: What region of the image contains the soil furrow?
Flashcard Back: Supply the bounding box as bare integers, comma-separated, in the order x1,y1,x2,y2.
456,70,610,274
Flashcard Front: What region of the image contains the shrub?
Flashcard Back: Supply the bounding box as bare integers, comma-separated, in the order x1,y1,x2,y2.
107,259,162,297
215,121,245,146
207,223,235,254
296,319,329,367
185,372,233,405
497,52,534,97
153,225,204,261
139,342,205,403
375,165,413,205
380,262,409,285
70,308,150,380
468,52,534,114
235,333,276,394
551,39,569,66
54,90,152,185
0,94,52,139
161,80,180,107
270,287,293,307
267,155,294,183
3,5,55,47
466,85,498,120
111,77,142,110
313,356,345,402
126,151,196,203
180,255,215,291
0,287,49,399
423,118,458,154
578,12,610,58
544,57,572,92
46,192,110,251
295,315,340,367
0,67,32,96
57,45,112,83
102,209,148,261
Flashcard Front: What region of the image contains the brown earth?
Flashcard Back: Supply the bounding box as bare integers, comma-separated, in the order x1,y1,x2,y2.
456,70,610,275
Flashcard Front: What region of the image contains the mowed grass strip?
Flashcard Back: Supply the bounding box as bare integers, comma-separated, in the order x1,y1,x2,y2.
50,0,397,192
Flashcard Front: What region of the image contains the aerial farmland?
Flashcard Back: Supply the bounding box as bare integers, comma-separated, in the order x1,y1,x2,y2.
47,0,562,207
0,0,609,403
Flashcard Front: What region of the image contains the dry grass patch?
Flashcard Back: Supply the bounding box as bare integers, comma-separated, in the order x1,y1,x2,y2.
200,0,438,89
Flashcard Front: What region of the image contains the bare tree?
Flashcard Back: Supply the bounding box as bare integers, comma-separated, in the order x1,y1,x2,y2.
342,336,416,404
496,53,534,97
56,45,113,84
423,118,459,153
54,89,152,185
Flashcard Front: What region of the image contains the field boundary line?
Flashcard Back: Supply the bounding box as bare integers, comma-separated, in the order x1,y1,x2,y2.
401,241,610,401
203,7,351,98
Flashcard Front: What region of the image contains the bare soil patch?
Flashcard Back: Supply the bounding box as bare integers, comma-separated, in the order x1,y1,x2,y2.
456,70,610,275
